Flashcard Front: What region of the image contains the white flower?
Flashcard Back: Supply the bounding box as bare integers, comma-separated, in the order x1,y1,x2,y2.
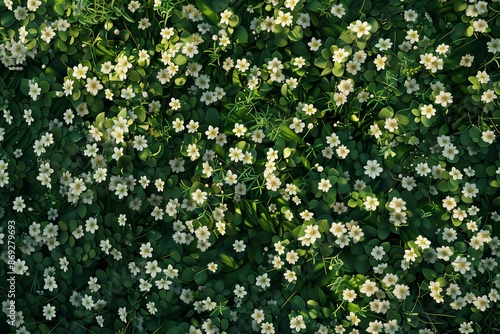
299,210,314,221
120,86,136,99
72,63,88,80
85,77,103,96
401,176,416,191
415,236,431,250
330,4,345,18
384,118,398,132
289,117,305,133
139,242,153,258
138,18,151,30
59,257,69,272
360,279,379,297
348,20,371,38
452,256,471,274
233,284,247,298
308,37,322,51
436,43,449,55
404,248,418,262
132,135,148,151
252,309,265,324
233,239,246,252
476,70,490,84
219,9,232,25
406,29,419,43
487,38,500,53
266,174,281,191
298,224,321,246
404,78,420,94
317,178,331,192
371,245,386,260
27,0,42,11
375,38,392,51
364,160,383,179
40,26,56,43
332,48,349,63
459,321,474,334
420,104,436,118
191,189,207,205
207,262,218,273
442,144,458,160
235,58,250,72
146,302,157,315
460,54,474,67
13,196,26,212
44,275,58,291
342,289,357,302
481,89,497,104
28,81,41,100
384,319,400,334
43,303,56,320
336,145,350,159
434,91,453,107
139,278,152,292
261,322,275,334
481,130,495,144
393,284,410,300
284,270,297,283
374,54,387,71
364,196,379,211
415,162,431,176
382,273,398,287
182,42,198,58
275,10,293,27
118,306,127,323
145,260,162,278
290,315,306,332
404,9,418,22
255,273,271,290
462,182,478,198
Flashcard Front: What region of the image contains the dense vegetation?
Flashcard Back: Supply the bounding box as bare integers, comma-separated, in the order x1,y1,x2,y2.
1,0,500,333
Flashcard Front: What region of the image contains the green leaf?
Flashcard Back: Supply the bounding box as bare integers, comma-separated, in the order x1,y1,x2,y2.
68,130,85,143
214,280,225,293
219,252,243,270
378,106,394,119
332,62,344,77
420,116,436,128
305,0,323,11
291,295,306,310
470,312,483,322
1,12,15,27
288,26,303,42
228,14,239,27
166,326,186,334
234,26,248,44
314,56,329,69
194,270,207,285
422,268,437,280
205,108,219,126
377,227,390,239
38,323,51,334
274,36,288,47
211,0,230,12
96,269,108,283
54,3,65,16
195,0,219,25
454,241,467,252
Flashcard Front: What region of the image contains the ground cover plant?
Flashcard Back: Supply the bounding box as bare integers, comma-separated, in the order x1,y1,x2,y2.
1,0,500,333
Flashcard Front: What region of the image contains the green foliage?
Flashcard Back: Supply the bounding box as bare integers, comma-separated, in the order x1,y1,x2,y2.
0,0,500,333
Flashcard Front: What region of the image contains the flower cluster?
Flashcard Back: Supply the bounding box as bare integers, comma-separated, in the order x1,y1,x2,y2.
0,0,499,333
